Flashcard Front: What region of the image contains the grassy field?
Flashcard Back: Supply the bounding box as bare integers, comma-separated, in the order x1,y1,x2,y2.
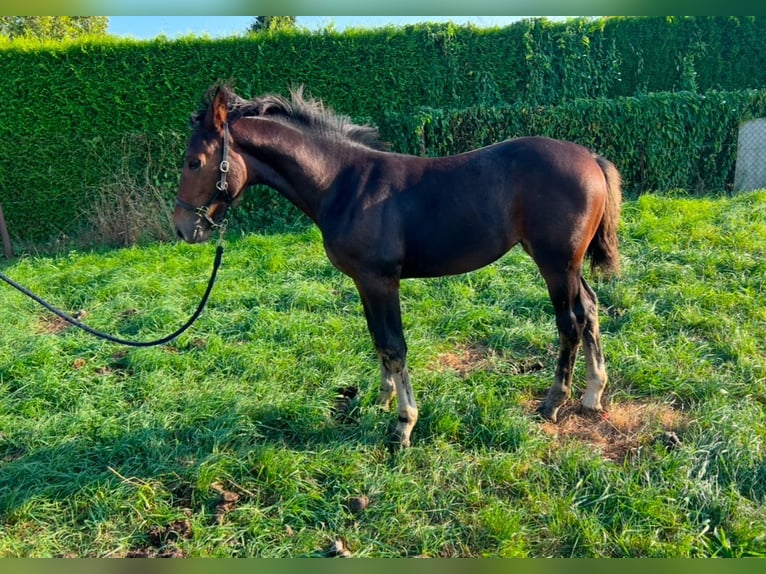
0,191,764,558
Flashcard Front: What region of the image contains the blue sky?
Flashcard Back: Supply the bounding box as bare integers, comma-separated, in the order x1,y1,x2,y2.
106,16,548,39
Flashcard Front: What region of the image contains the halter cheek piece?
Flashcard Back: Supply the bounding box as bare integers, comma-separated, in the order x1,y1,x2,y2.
175,123,232,228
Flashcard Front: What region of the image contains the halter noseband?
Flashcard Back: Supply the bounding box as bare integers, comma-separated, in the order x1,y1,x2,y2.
175,123,232,228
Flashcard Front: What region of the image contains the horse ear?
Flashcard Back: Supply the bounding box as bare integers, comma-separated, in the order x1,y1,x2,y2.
205,86,230,132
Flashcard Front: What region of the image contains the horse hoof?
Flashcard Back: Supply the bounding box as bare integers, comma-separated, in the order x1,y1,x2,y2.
394,432,411,449
386,438,409,453
385,427,408,452
536,403,560,423
580,404,605,418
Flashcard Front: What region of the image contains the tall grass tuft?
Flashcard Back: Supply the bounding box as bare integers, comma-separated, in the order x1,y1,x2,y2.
84,134,176,247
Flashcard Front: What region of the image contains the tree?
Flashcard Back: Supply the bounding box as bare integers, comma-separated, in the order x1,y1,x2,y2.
248,16,297,34
0,16,108,41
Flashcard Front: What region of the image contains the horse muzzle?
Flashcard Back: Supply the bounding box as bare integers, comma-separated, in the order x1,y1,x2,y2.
174,207,213,244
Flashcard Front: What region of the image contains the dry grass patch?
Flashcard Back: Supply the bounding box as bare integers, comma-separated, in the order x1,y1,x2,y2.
36,310,87,335
434,343,545,377
432,344,688,463
84,135,175,247
530,399,688,462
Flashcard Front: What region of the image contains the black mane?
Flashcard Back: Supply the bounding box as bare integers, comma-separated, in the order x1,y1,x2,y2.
193,85,388,151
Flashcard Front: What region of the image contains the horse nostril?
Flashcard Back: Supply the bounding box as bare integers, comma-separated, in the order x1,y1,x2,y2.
176,227,185,240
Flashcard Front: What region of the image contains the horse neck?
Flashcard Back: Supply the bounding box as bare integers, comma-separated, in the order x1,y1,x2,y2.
233,118,346,222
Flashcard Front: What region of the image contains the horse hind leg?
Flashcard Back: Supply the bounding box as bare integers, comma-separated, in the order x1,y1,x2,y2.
538,270,586,423
579,276,608,413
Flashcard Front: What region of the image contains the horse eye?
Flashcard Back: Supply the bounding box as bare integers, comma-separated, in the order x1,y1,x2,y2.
188,158,202,170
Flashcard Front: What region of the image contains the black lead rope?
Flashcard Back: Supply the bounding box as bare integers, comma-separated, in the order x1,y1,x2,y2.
0,244,224,347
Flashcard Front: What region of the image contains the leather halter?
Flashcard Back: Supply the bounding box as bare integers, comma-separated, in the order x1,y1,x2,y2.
175,123,232,228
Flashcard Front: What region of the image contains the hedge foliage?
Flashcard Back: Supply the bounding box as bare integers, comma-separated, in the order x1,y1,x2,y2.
1,16,765,242
382,90,766,195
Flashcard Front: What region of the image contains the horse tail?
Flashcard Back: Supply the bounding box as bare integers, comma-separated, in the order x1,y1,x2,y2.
588,155,622,276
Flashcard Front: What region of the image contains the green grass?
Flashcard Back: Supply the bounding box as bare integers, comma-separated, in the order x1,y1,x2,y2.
0,191,765,557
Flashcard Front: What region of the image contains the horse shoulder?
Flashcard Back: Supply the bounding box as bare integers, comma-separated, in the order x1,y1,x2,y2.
318,155,410,279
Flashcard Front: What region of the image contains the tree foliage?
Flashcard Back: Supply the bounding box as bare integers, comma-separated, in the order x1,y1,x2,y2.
0,16,108,41
247,16,296,33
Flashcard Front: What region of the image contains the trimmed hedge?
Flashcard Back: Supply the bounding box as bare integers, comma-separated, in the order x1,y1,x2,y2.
382,90,766,195
1,17,766,242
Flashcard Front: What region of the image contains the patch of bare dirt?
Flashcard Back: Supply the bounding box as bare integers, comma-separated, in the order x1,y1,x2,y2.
37,310,87,334
70,351,132,376
211,481,241,525
434,343,546,378
126,518,192,558
528,399,688,462
123,481,247,558
95,351,131,376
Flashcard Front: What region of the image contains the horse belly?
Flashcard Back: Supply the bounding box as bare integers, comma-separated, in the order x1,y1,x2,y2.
401,229,515,278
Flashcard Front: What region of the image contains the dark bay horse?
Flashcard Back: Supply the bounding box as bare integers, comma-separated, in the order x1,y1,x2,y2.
174,85,622,447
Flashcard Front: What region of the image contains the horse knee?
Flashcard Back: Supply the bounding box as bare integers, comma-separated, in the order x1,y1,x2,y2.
378,343,407,370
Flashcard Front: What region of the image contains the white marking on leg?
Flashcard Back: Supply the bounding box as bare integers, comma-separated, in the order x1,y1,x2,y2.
376,357,396,410
581,315,607,411
582,361,607,411
384,358,418,447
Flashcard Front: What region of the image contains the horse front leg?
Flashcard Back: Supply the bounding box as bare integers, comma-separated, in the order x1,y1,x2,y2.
354,275,418,447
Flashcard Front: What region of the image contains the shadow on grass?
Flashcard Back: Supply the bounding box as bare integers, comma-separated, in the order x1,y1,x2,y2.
0,396,389,555
0,396,381,515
